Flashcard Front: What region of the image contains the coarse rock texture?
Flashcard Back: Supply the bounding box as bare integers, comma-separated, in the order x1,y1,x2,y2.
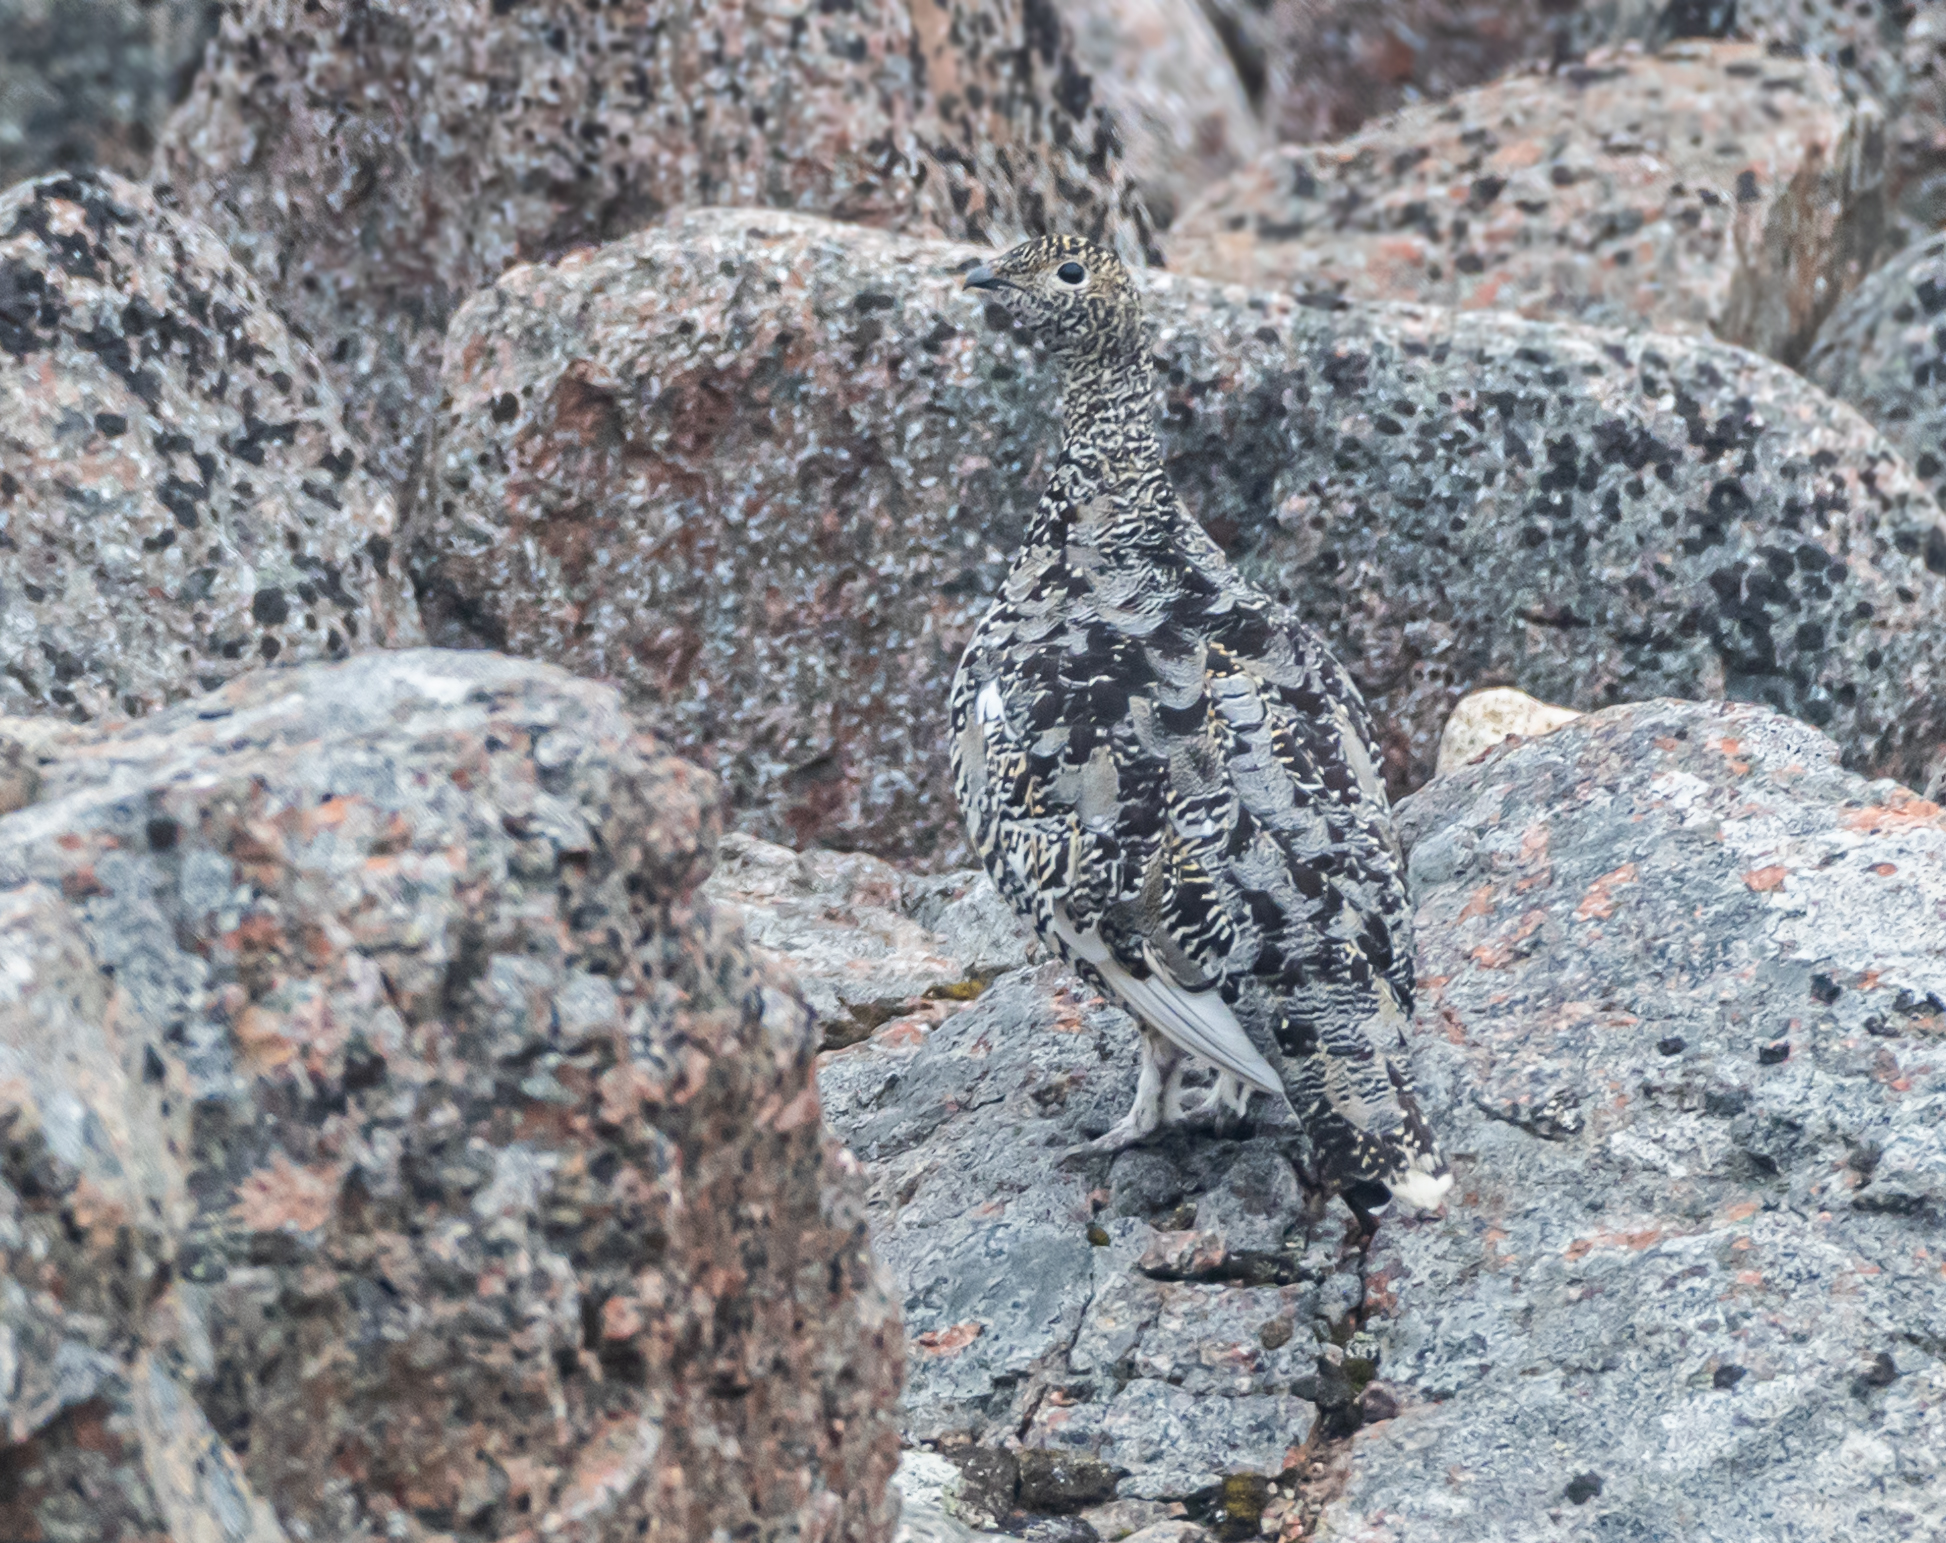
1228,0,1684,146
1061,0,1265,231
904,0,1160,267
1726,1,1946,236
0,881,274,1543
819,961,1357,1531
1323,696,1946,1541
415,207,1946,863
1807,230,1946,542
154,0,1157,501
1433,686,1581,775
0,171,420,721
0,0,217,187
0,649,903,1542
1168,42,1885,367
821,695,1946,1537
1227,0,1934,149
1212,0,1946,237
892,1453,1011,1542
1249,0,1581,146
1888,6,1946,237
703,831,1032,1048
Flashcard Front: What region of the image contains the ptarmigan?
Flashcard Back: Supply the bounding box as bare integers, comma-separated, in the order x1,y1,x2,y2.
950,236,1451,1215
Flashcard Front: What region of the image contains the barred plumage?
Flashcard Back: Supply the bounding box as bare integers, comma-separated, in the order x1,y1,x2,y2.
950,236,1450,1214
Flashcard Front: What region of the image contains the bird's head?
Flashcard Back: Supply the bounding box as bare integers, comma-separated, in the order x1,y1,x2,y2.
962,236,1143,365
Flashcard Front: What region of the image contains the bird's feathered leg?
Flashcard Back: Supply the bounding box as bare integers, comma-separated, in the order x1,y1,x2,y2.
1213,1070,1252,1119
1074,1027,1184,1153
1160,1062,1256,1130
1160,1047,1200,1124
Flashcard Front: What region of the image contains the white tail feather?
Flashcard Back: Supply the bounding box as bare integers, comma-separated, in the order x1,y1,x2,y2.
1388,1165,1453,1213
1052,909,1289,1103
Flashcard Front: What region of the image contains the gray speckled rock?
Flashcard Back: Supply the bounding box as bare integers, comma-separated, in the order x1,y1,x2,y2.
820,962,1359,1520
415,207,1946,862
1324,697,1946,1541
1222,0,1736,147
0,881,263,1543
703,831,1032,1048
1213,1,1943,239
892,1452,1015,1543
1807,230,1946,572
0,170,420,721
1889,7,1946,236
0,648,903,1543
1240,1,1924,144
0,0,216,187
155,0,1156,501
821,693,1946,1537
1061,0,1264,231
1170,41,1886,366
1725,1,1946,239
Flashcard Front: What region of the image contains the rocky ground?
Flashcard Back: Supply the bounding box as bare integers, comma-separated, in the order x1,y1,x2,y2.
809,697,1946,1541
2,1,1945,1540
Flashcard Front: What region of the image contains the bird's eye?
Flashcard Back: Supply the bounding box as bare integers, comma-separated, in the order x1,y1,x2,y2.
1056,261,1086,285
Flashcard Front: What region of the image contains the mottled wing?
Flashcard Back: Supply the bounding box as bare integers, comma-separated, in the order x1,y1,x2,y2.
950,556,1289,1099
952,535,1446,1206
1195,596,1447,1206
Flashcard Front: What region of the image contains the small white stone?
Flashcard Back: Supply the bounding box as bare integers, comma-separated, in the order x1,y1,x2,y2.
1434,687,1582,775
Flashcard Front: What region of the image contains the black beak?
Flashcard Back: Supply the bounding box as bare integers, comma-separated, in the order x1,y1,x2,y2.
962,263,1004,291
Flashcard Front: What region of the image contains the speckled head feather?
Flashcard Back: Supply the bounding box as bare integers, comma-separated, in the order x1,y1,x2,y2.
963,236,1143,364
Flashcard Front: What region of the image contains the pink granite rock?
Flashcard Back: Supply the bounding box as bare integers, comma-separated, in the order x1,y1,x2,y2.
1169,41,1885,365
1253,0,1591,145
1060,0,1265,230
0,648,904,1542
0,170,419,722
411,207,1946,863
155,0,1157,499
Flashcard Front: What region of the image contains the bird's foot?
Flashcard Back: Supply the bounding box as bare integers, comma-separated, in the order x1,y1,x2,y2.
1061,1109,1161,1162
1162,1105,1254,1142
1163,1073,1255,1137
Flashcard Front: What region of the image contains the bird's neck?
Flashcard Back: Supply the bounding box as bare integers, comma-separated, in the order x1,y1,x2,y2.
1027,354,1169,549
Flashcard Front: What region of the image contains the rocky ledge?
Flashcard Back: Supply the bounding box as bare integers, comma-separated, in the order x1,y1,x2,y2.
819,696,1945,1540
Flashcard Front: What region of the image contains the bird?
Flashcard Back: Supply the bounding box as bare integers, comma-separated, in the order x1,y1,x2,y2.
948,235,1451,1216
